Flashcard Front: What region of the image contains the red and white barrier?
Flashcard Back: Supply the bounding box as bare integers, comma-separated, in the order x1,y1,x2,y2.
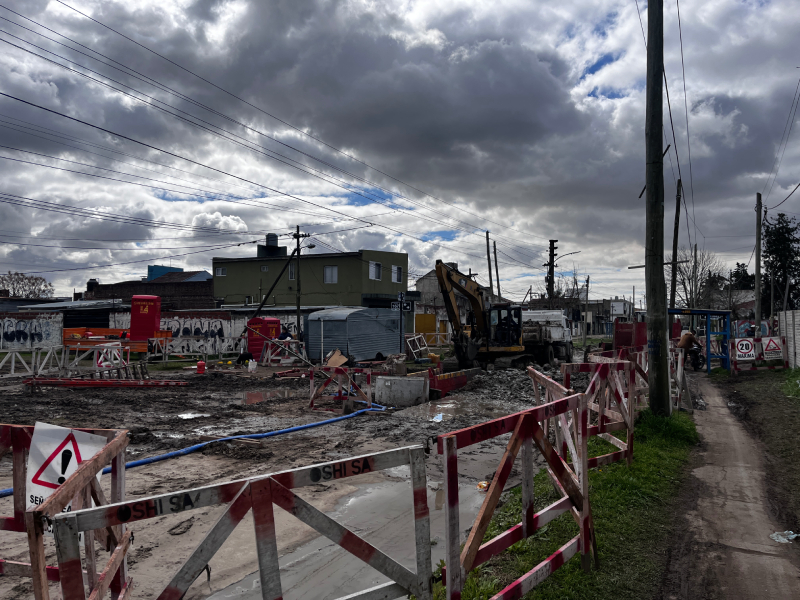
437,391,597,600
309,366,374,410
52,446,433,600
729,337,789,373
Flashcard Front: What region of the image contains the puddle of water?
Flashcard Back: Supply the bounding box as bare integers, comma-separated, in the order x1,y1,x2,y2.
398,397,517,422
178,412,211,419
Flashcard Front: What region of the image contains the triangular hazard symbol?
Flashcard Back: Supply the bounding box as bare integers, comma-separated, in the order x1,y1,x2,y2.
30,432,84,490
764,338,781,352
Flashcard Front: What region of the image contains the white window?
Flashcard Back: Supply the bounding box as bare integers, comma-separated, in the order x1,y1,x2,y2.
215,267,227,276
324,265,338,284
260,265,269,272
391,265,402,283
289,263,295,280
369,261,382,281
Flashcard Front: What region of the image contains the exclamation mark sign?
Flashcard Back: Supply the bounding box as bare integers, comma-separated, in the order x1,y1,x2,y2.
58,449,72,484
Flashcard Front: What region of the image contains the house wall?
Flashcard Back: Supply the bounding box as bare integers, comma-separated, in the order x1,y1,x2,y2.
0,312,63,349
87,280,214,309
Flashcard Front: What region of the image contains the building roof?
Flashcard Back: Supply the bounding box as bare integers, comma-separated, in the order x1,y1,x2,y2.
18,299,125,311
149,270,212,283
212,251,362,262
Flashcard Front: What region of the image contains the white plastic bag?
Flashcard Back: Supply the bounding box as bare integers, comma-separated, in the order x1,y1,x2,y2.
247,360,257,373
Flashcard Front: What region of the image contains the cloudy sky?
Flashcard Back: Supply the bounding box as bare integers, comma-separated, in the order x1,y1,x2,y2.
0,0,798,304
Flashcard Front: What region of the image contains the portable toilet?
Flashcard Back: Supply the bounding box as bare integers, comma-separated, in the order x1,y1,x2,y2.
130,295,161,341
247,317,282,359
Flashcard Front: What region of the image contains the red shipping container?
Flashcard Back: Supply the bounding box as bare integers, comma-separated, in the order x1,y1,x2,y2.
130,295,162,341
247,317,282,359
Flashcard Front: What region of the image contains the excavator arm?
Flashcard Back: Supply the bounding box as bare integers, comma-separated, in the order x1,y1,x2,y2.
435,260,489,367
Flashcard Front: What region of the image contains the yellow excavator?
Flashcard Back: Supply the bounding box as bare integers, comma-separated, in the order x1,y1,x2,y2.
435,260,525,368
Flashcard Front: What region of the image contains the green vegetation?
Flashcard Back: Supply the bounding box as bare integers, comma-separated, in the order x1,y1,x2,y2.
572,337,607,349
431,411,698,600
780,367,800,398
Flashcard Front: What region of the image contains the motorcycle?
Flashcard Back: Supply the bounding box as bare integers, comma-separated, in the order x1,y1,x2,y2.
688,345,705,371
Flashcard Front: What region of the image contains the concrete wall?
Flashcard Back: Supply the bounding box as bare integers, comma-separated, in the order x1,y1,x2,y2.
0,312,63,349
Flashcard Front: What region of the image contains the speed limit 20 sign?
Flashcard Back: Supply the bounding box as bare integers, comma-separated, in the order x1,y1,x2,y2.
735,338,756,361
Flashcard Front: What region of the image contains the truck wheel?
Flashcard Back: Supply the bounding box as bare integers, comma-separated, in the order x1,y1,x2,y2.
546,344,555,367
567,343,574,361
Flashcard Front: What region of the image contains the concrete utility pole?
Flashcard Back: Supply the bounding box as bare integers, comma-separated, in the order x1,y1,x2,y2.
770,270,775,334
728,270,733,311
293,226,311,339
493,241,501,299
755,193,763,333
644,0,670,415
669,179,682,309
633,286,636,319
583,274,590,346
547,239,558,309
485,231,494,298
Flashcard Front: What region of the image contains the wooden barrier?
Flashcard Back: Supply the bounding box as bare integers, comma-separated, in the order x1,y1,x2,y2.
52,446,433,600
0,424,128,600
309,366,373,410
437,393,597,600
562,362,635,468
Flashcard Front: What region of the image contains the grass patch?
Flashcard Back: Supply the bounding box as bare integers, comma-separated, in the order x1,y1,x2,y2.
431,410,697,600
572,337,608,349
781,368,800,398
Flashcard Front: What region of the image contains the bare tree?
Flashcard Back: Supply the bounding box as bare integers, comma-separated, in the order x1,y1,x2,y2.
0,272,55,298
535,263,582,302
665,248,725,308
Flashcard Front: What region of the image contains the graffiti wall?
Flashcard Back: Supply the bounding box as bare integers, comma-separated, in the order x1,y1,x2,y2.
0,312,63,349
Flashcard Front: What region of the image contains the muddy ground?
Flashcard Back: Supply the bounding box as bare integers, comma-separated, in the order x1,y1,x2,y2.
0,361,588,599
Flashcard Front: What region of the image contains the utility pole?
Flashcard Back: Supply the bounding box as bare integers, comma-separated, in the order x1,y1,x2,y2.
728,270,733,311
583,275,590,346
644,0,670,415
293,226,311,339
755,193,763,334
669,179,682,309
633,286,636,319
485,231,494,298
691,242,698,329
770,270,775,335
547,239,558,309
493,241,501,299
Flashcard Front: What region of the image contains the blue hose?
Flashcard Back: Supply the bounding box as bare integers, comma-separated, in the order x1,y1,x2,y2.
0,400,386,498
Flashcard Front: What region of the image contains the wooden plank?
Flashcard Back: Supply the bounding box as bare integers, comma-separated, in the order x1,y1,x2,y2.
250,478,282,600
157,482,251,600
36,430,129,519
87,530,132,600
443,436,462,600
12,428,27,524
53,513,85,600
437,396,578,453
110,449,127,598
488,535,580,600
269,480,420,596
79,487,98,592
597,433,627,451
530,421,584,510
520,430,535,538
461,414,529,573
335,582,409,600
409,447,432,600
25,510,51,600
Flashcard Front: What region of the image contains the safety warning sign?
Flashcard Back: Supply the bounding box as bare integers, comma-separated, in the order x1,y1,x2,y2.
26,422,107,525
763,337,783,361
735,338,756,361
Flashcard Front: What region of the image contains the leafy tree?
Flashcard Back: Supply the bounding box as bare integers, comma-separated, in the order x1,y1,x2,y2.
0,272,55,298
761,212,800,313
731,262,755,290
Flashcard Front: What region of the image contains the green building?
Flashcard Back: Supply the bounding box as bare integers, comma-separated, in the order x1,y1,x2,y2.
212,244,409,308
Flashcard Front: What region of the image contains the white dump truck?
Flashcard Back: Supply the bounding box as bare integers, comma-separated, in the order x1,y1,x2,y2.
521,310,573,365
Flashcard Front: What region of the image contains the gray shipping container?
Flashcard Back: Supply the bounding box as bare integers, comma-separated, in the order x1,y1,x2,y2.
306,307,402,361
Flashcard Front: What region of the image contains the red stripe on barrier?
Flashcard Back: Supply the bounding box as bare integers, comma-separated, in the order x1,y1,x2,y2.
340,530,376,563
58,558,85,599
586,451,625,469
447,453,459,508
413,487,429,520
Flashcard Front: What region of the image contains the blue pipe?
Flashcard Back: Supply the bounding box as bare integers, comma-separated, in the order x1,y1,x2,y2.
0,401,387,498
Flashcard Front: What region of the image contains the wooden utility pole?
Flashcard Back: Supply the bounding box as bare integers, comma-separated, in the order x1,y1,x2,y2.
669,179,682,308
770,270,775,334
584,275,590,346
755,193,763,332
633,286,636,319
547,240,558,309
493,241,501,299
485,231,494,298
295,226,302,338
644,0,670,415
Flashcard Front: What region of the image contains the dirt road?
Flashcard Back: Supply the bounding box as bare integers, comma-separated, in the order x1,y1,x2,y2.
660,378,800,599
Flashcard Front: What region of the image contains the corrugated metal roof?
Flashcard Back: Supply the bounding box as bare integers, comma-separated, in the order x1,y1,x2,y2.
18,299,126,310
308,307,364,321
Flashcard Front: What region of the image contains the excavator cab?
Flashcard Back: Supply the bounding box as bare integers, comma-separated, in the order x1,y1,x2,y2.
488,305,523,347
